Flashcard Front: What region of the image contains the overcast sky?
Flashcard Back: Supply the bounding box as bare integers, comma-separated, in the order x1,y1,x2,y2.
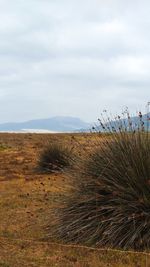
0,0,150,123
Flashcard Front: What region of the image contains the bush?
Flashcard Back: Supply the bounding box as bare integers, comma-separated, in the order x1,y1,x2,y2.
38,143,73,173
52,112,150,250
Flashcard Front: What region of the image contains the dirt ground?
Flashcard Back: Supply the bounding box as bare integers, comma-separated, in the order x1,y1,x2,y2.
0,133,149,267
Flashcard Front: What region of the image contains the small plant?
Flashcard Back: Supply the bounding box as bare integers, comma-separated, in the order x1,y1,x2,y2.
52,109,150,250
38,142,73,173
0,143,8,151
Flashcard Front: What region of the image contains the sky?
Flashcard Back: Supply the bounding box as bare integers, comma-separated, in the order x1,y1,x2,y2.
0,0,150,123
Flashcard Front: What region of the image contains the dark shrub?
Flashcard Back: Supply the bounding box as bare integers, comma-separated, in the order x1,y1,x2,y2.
52,111,150,250
38,143,73,173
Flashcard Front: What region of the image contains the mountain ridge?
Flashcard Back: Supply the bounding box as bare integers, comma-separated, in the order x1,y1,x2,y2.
0,116,90,132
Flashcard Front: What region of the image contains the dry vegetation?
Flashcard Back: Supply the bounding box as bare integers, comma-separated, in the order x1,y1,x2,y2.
0,133,150,267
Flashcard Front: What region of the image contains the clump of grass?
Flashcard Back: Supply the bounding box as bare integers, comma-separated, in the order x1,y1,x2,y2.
38,143,74,173
52,109,150,250
0,143,8,151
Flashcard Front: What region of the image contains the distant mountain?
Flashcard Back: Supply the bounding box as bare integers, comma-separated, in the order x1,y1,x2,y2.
0,116,90,133
127,112,150,128
1,113,149,133
94,112,150,132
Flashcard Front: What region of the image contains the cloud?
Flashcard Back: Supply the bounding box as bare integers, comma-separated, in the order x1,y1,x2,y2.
0,0,150,122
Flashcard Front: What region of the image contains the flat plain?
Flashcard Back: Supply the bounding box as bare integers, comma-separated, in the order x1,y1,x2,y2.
0,133,149,267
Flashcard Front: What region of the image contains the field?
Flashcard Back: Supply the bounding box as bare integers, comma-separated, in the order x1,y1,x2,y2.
0,133,150,267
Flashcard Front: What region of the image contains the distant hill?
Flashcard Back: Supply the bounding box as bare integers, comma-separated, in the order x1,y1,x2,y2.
93,112,150,132
1,113,149,133
127,112,150,128
0,116,90,133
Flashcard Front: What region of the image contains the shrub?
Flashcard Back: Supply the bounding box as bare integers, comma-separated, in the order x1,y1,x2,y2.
38,143,73,173
52,111,150,250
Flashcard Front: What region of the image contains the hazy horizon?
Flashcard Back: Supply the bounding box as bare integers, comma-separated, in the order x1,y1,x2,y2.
0,0,150,123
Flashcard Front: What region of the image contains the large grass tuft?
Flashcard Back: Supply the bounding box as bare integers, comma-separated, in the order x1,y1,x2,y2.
52,110,150,250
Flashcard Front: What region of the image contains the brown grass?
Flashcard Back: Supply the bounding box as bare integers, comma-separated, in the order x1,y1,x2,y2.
0,133,149,267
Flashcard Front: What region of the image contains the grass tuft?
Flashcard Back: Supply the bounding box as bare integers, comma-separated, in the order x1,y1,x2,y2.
38,142,73,173
52,110,150,250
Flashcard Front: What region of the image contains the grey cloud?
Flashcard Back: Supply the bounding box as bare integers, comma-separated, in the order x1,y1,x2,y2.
0,0,150,123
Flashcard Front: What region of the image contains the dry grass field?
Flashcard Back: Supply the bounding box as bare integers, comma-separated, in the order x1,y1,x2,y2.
0,133,149,267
